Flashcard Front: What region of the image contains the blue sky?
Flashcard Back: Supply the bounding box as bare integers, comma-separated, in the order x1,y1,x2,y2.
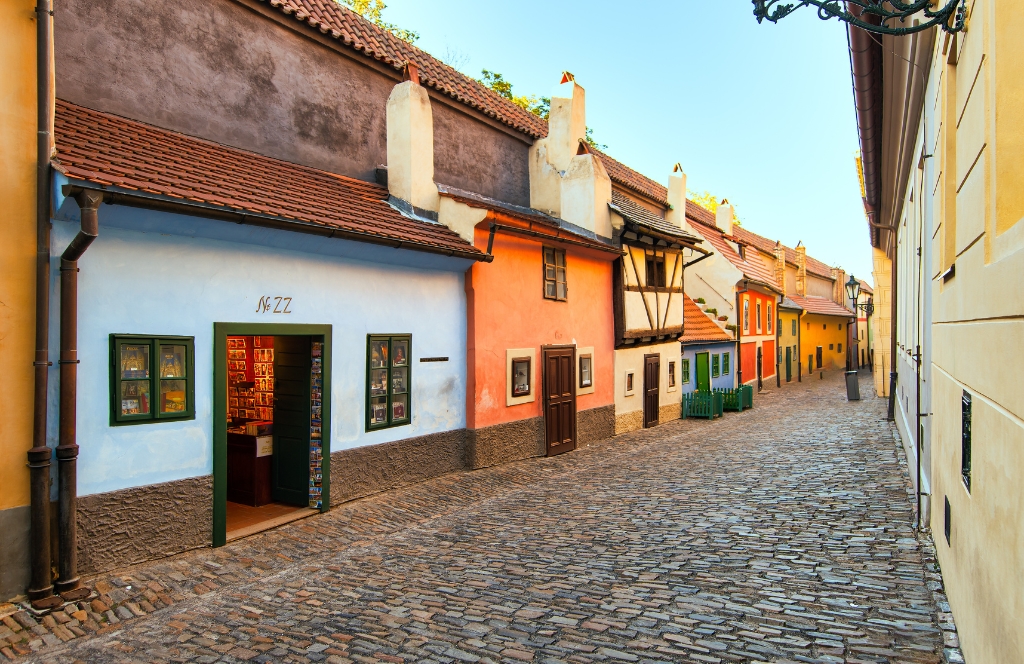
382,0,874,282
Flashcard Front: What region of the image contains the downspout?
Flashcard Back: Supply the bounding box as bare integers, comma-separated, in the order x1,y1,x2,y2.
28,0,57,609
54,191,102,598
797,311,802,382
735,284,746,387
888,246,898,420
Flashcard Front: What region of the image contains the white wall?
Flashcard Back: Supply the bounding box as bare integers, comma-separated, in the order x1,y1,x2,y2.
48,198,470,497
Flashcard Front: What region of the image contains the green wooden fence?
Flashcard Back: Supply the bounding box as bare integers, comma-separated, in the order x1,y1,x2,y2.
682,390,724,419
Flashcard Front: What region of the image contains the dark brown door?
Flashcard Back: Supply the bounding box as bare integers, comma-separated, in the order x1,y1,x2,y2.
272,335,311,506
543,346,576,456
643,354,660,428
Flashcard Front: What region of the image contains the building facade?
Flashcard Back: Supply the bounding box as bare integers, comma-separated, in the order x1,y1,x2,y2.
848,3,1024,661
680,295,737,393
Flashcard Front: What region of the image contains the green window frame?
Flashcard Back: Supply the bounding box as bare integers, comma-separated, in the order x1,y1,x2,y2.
366,334,411,431
711,353,720,378
722,352,730,375
110,334,195,425
682,358,691,384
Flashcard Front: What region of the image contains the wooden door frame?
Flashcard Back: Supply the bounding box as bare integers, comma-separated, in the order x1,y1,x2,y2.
695,351,710,392
643,353,660,428
541,344,576,456
213,323,332,547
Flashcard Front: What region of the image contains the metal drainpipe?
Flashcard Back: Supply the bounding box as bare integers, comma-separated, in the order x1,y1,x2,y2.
888,245,898,421
28,0,57,609
54,191,101,598
797,311,802,382
735,285,745,386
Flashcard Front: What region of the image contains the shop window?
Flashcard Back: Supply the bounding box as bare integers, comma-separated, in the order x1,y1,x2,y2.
711,354,720,378
645,255,666,288
722,353,730,375
512,357,532,397
579,354,593,388
543,247,567,301
367,335,411,430
962,391,972,491
756,302,762,333
682,359,691,384
110,335,195,425
667,361,676,387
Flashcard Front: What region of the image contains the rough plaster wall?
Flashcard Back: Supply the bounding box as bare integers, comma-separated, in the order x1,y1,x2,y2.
0,506,30,601
658,403,680,424
329,430,467,505
615,411,643,435
433,102,530,206
577,405,615,447
467,417,545,470
54,0,392,181
77,476,213,576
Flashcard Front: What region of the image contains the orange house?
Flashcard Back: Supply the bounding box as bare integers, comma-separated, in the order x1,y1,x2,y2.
447,189,618,468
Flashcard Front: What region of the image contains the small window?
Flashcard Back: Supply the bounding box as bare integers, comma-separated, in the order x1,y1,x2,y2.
645,255,666,288
838,343,843,354
111,335,195,425
722,353,730,375
756,302,763,333
839,323,843,330
667,361,676,387
829,344,834,351
743,299,750,332
792,319,797,336
512,357,532,397
711,354,720,378
682,359,691,384
578,354,593,389
962,391,972,491
823,324,827,330
543,247,567,301
767,304,773,333
625,371,635,394
367,334,411,430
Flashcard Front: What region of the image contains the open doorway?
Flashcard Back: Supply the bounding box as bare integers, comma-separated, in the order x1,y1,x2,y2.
213,324,332,546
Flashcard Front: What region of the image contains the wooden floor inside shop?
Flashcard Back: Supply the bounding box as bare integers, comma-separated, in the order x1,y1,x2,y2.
225,501,317,542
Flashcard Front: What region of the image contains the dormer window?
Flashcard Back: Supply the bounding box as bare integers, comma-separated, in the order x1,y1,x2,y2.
645,255,666,288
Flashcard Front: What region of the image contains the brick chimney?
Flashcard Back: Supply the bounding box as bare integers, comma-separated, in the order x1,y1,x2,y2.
666,163,687,230
716,199,734,236
831,267,847,306
795,242,807,296
773,241,786,295
386,65,439,213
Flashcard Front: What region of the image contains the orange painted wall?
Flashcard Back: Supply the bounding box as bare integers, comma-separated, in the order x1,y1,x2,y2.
466,226,615,429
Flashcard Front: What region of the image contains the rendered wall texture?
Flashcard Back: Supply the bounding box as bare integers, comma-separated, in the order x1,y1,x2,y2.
871,248,892,397
613,342,682,432
799,314,850,373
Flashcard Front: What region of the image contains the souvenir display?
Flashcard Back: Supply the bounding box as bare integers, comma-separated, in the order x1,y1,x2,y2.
392,340,408,366
160,379,187,413
121,380,150,416
159,345,186,378
391,367,407,393
392,396,407,421
512,358,530,397
309,340,324,509
120,344,149,380
227,336,274,421
370,340,388,368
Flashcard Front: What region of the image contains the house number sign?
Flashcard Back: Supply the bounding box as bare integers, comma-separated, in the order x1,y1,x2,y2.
256,296,293,314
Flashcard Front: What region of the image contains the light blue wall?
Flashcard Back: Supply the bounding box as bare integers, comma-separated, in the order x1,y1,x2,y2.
48,192,471,497
681,342,738,392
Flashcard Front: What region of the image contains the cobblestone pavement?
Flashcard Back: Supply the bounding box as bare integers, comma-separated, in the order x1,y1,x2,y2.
9,373,962,663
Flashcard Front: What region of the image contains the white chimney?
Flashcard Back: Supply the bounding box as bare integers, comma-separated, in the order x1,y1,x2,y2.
666,163,687,229
529,72,587,218
561,143,612,238
386,65,439,213
716,199,733,236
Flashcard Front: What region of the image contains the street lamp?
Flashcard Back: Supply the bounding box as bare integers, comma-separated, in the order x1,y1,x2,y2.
751,0,967,36
844,275,861,400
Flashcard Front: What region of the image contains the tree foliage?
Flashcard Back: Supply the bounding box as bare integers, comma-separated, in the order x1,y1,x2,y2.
688,190,741,225
477,70,606,150
336,0,419,43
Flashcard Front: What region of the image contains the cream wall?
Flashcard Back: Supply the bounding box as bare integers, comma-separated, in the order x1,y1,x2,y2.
914,2,1024,662
0,0,40,599
871,248,892,397
613,342,681,434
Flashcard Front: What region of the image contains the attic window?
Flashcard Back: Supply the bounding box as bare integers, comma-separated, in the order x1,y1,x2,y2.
543,247,567,301
646,255,666,288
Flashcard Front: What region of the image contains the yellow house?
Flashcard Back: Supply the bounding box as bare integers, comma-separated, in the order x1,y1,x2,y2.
0,0,43,600
777,297,802,382
848,2,1024,661
789,295,854,374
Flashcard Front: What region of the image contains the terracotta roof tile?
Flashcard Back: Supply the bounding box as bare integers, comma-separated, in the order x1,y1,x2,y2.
609,191,702,244
684,215,782,293
53,100,485,260
682,294,733,344
787,294,854,317
730,225,835,280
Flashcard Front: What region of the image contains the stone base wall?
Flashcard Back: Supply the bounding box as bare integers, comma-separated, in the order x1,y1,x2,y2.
467,417,545,470
577,405,615,447
0,505,31,601
77,475,213,576
615,410,643,435
659,403,680,425
330,429,467,505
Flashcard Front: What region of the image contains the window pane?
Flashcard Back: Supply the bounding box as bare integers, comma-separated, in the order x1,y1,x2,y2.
369,396,388,426
370,368,388,396
159,345,186,378
121,380,150,416
545,282,556,298
512,359,530,396
120,344,149,380
391,367,408,394
555,250,565,267
579,356,592,387
392,340,409,366
556,267,566,283
370,340,388,368
556,282,567,300
544,248,554,265
545,265,556,280
159,379,187,414
391,394,409,422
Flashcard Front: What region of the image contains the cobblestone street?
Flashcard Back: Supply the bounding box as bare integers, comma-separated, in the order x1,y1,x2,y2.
12,374,957,664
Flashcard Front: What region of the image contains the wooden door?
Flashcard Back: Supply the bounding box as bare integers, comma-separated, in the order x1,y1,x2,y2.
815,346,823,369
785,346,792,382
643,354,660,428
543,346,576,456
695,352,710,392
272,335,311,506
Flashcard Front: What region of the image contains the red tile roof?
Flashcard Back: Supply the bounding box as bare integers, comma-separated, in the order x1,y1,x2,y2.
52,100,486,260
859,279,873,294
685,214,783,294
787,294,854,318
261,0,548,139
682,294,733,344
731,226,835,280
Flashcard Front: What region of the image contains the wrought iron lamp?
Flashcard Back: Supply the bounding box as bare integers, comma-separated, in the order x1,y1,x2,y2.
752,0,967,36
845,274,861,304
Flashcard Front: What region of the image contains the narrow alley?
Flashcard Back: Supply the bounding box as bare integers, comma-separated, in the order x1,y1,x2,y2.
12,375,956,664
